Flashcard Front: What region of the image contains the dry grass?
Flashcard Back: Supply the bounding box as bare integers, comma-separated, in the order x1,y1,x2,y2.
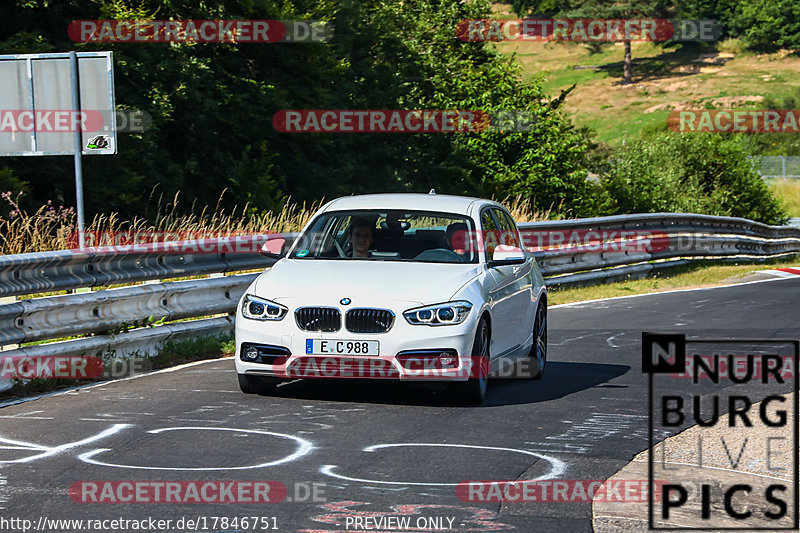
768,179,800,217
0,191,321,255
498,195,558,222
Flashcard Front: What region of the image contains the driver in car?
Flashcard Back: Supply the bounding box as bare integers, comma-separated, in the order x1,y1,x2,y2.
446,222,470,260
349,218,375,258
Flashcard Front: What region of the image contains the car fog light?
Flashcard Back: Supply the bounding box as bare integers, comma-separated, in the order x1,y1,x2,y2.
438,353,457,367
243,346,259,361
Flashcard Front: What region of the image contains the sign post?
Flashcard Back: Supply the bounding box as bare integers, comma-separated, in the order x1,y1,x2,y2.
69,51,86,248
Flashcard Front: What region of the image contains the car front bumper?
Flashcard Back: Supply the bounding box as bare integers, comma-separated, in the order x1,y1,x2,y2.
234,308,480,382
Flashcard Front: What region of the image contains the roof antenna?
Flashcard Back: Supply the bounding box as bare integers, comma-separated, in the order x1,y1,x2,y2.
429,188,436,194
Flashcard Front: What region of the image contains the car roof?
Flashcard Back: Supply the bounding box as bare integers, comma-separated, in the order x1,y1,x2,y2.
318,193,499,217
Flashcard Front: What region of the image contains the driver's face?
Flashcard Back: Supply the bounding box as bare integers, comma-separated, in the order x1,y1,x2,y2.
350,226,373,257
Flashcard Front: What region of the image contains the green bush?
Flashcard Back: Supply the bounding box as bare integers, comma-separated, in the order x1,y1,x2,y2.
601,133,788,224
732,0,800,53
736,89,800,157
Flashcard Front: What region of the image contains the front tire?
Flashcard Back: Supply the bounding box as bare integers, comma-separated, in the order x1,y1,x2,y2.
451,317,490,405
530,301,547,379
238,373,279,395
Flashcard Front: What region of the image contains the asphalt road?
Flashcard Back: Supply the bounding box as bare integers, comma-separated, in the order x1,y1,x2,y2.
0,277,798,533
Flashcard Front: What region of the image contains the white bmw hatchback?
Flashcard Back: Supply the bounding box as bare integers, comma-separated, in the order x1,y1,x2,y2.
235,193,547,404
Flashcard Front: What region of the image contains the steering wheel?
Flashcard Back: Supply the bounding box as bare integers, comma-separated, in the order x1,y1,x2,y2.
413,248,465,262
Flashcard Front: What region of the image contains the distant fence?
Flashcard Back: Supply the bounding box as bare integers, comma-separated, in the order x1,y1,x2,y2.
754,156,800,180
1,213,798,392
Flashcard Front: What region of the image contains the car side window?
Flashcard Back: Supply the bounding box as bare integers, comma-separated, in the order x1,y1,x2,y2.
481,209,499,258
492,208,520,248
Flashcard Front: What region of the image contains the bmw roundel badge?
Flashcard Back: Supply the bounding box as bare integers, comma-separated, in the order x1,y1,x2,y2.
340,298,351,305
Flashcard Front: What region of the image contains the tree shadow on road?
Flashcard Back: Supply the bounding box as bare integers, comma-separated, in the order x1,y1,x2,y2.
263,361,630,407
484,361,630,407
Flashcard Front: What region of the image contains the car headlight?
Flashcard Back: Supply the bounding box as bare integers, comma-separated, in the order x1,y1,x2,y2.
241,294,288,321
403,301,473,326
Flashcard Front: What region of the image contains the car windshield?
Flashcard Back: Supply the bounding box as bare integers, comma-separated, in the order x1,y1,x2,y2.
288,210,478,263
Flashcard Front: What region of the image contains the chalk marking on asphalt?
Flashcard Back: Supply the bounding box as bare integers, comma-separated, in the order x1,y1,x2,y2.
594,516,701,530
0,470,6,510
527,413,648,455
551,332,610,346
321,443,566,486
550,274,795,309
78,427,314,471
605,333,625,348
0,424,131,464
0,411,53,420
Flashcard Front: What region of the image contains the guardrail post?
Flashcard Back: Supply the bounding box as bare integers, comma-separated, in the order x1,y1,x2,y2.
0,295,16,393
0,295,18,351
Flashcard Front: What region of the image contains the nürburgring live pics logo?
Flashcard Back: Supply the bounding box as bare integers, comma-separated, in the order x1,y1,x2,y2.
643,332,799,530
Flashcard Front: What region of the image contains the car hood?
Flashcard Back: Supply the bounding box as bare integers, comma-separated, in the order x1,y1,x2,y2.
253,259,482,308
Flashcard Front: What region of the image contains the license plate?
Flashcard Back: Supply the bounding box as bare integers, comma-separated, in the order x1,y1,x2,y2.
306,339,379,356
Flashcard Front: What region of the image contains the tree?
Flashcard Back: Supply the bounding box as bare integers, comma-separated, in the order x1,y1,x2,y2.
512,0,676,84
732,0,800,53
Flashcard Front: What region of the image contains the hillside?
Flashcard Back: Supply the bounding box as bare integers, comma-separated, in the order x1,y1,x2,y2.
491,4,800,146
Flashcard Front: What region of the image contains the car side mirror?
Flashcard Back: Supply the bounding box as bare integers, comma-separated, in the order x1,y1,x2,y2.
260,236,287,259
488,245,526,267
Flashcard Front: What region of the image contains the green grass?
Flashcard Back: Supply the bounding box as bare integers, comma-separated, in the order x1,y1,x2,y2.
548,256,800,305
768,179,800,217
151,333,235,369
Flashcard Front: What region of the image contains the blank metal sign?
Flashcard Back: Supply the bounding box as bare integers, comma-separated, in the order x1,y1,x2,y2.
0,51,116,156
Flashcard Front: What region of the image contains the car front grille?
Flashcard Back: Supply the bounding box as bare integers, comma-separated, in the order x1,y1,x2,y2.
295,307,341,332
345,308,394,333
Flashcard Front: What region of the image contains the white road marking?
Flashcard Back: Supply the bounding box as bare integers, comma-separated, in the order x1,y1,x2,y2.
321,443,566,486
550,274,794,309
760,269,800,278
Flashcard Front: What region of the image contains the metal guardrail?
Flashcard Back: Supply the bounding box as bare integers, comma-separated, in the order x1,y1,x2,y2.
519,213,800,287
0,235,278,297
0,213,798,392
